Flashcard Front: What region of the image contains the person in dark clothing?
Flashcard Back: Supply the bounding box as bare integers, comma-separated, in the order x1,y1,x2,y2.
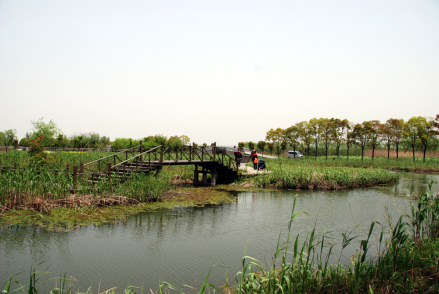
234,150,243,166
251,151,258,162
258,159,266,171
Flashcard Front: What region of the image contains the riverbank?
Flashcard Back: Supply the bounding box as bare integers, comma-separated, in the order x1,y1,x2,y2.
0,187,236,230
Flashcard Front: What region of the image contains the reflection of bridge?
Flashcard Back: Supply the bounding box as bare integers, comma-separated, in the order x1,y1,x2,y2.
82,143,239,186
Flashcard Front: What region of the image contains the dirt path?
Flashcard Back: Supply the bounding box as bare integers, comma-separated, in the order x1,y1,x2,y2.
238,163,271,175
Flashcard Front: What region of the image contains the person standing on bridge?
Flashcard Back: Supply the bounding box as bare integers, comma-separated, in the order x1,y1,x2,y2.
234,149,243,166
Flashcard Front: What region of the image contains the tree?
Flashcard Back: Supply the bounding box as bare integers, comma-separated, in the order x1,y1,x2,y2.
31,117,61,147
266,128,285,158
346,125,355,159
55,134,64,147
257,141,266,156
285,125,301,158
381,122,393,160
248,141,255,151
404,118,419,162
319,118,332,159
296,121,311,158
387,118,406,160
4,129,17,151
179,135,190,145
330,118,349,159
238,142,245,151
267,142,274,154
19,137,30,147
365,120,382,161
281,140,288,156
352,123,370,160
408,116,437,162
308,118,322,159
0,132,6,146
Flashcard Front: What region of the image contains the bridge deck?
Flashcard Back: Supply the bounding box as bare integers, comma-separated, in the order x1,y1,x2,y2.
160,160,217,165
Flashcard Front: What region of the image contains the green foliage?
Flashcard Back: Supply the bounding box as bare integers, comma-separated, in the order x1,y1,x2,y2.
3,129,17,150
30,117,61,147
0,131,6,146
238,142,245,151
249,158,399,189
19,138,30,147
257,141,266,153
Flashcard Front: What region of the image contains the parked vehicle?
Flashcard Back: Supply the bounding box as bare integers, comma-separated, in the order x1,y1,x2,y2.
287,151,304,158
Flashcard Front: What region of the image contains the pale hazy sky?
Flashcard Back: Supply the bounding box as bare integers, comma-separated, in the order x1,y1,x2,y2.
1,0,438,145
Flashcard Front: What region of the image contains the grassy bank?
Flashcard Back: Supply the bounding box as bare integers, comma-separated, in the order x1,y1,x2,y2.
0,187,235,230
267,155,439,172
244,158,399,189
3,184,439,293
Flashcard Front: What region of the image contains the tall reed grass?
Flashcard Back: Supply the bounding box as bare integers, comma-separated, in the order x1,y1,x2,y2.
0,162,194,211
249,158,399,189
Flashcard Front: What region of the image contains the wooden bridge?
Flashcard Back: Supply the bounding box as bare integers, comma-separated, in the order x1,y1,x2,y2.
80,142,239,186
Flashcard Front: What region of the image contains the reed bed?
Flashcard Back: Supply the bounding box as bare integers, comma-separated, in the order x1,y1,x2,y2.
364,148,439,159
248,158,399,189
271,156,439,172
0,162,194,212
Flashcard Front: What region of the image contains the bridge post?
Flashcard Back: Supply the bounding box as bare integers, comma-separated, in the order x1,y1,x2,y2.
160,143,164,165
73,166,77,192
80,162,84,180
188,144,192,162
140,140,143,161
213,142,216,161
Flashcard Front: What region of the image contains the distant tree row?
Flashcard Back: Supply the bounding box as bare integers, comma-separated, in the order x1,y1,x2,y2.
1,118,191,150
260,115,439,162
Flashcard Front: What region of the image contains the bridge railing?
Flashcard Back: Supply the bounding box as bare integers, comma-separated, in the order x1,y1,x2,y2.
82,143,158,175
159,143,238,172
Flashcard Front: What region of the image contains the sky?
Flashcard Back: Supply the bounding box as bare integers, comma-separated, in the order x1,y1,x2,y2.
1,0,438,146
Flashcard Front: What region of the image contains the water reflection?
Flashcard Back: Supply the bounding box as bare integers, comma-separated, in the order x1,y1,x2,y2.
0,172,438,291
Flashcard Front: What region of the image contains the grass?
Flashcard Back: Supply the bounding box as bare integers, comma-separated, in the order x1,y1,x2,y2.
267,154,439,172
244,158,400,189
0,187,236,230
0,163,195,210
3,183,439,293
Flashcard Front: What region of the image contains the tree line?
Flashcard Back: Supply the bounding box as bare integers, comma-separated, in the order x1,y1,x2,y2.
255,115,439,162
0,118,191,150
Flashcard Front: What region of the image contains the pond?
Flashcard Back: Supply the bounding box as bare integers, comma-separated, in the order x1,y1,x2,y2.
1,172,438,292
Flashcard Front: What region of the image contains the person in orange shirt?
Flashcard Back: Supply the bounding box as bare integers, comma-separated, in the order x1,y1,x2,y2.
253,156,258,170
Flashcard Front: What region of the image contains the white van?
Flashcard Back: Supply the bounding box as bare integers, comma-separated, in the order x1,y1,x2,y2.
287,151,304,158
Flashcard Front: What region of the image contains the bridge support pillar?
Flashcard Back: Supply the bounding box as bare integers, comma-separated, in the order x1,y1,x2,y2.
202,167,207,184
211,164,217,186
194,164,199,185
193,164,217,186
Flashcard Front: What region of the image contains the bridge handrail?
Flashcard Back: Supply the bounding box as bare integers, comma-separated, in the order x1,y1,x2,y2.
112,146,161,169
83,144,143,167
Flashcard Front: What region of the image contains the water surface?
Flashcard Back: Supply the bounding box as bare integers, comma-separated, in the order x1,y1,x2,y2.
1,172,437,291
